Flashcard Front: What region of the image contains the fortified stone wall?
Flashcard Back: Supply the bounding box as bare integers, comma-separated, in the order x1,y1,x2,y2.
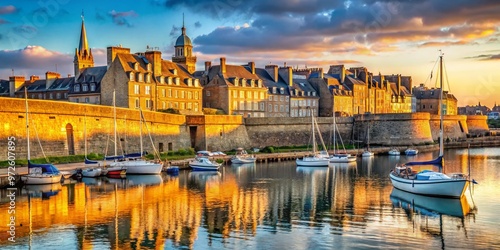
186,115,249,151
429,115,468,141
244,116,354,148
355,113,434,146
466,115,489,136
0,98,190,161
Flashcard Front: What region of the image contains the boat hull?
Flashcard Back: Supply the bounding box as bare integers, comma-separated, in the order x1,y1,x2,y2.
190,165,220,171
329,155,356,163
21,174,62,185
82,168,102,178
231,157,256,164
296,158,330,167
126,163,163,175
362,151,374,157
389,173,469,198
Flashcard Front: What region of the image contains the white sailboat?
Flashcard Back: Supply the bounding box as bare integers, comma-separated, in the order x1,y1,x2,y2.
362,119,374,158
296,112,330,167
189,157,221,171
121,109,163,175
82,115,102,177
389,53,470,198
330,111,356,163
20,89,62,185
105,90,127,177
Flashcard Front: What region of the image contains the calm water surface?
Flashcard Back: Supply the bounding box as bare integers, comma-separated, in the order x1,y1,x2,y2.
1,147,500,249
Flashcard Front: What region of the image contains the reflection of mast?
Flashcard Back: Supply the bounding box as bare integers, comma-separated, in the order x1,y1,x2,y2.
114,183,118,250
29,195,32,250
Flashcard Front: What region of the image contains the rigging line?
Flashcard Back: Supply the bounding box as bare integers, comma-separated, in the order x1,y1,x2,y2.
31,119,49,163
423,56,440,86
141,110,162,161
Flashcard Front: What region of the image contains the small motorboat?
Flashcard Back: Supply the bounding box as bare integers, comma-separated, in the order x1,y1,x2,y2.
405,148,419,156
82,168,102,178
388,148,400,156
189,157,221,171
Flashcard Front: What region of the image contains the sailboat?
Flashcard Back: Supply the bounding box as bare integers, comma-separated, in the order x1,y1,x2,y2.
330,110,356,163
296,112,330,167
81,116,102,177
121,108,163,175
20,89,62,185
362,119,374,157
389,53,470,198
104,90,127,177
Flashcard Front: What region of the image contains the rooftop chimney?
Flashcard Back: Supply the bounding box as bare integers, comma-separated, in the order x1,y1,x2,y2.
9,76,25,97
107,46,131,68
29,75,40,83
45,71,60,90
287,66,293,87
144,50,162,76
248,62,255,74
220,57,226,74
205,61,211,74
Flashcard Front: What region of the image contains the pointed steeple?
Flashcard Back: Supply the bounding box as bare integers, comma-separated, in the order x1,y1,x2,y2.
181,13,186,35
74,11,94,78
78,13,89,53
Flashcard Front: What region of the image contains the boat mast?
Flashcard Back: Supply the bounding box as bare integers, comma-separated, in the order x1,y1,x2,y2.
113,89,118,157
439,53,444,157
311,109,316,154
139,109,143,157
84,115,87,157
333,105,336,155
25,88,30,161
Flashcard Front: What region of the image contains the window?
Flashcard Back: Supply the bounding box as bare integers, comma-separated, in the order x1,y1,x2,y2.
175,78,180,85
233,101,238,109
180,102,185,109
187,102,192,110
130,72,135,81
160,77,164,84
168,89,172,97
82,84,88,92
254,92,258,99
162,101,166,109
181,91,185,99
85,97,89,103
49,93,53,99
194,103,199,112
286,96,289,102
56,93,61,99
145,86,151,95
280,105,284,112
95,97,99,103
269,96,272,101
134,85,139,94
135,99,139,108
285,105,289,112
38,93,43,99
75,98,79,103
138,73,143,82
188,92,192,99
168,77,172,85
174,90,178,98
146,74,151,83
90,83,96,91
74,84,80,92
162,89,166,97
268,104,273,112
274,96,278,101
195,92,199,99
233,90,238,98
274,104,278,112
206,91,211,97
239,91,244,98
147,63,152,72
146,99,151,108
134,62,139,71
280,96,284,102
260,103,265,111
423,105,426,109
247,91,252,98
64,93,68,98
260,92,264,99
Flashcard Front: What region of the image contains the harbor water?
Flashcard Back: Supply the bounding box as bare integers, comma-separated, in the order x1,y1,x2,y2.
1,147,499,249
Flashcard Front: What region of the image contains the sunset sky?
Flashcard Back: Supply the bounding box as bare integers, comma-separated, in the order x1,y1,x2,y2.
0,0,499,107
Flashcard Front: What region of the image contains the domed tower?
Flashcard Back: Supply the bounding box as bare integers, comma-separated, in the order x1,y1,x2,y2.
74,14,94,79
172,16,197,73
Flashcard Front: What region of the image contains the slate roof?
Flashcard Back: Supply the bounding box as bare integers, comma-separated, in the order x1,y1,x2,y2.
413,88,457,101
18,77,73,94
206,64,260,87
0,80,9,95
253,68,290,95
69,66,107,95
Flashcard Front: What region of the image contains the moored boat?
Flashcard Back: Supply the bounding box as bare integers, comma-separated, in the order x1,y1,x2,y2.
189,157,221,171
388,148,400,156
405,148,418,155
231,148,257,165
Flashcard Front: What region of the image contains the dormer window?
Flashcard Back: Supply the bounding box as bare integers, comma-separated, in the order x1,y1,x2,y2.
170,69,177,75
312,92,316,96
138,73,143,82
258,80,262,88
272,87,277,94
74,84,80,92
249,80,254,87
194,79,200,87
186,78,192,86
241,78,246,86
147,63,152,72
233,77,239,86
175,77,180,85
134,62,139,71
160,76,164,84
168,77,172,85
90,83,96,91
146,74,151,83
82,84,88,92
280,88,284,94
130,72,135,81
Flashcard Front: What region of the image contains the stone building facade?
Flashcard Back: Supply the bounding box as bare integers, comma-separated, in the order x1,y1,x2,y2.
413,84,458,115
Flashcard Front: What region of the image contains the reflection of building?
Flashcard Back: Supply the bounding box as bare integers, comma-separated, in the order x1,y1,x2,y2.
413,84,458,115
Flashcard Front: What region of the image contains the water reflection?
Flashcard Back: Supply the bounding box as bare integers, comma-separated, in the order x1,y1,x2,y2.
1,147,499,249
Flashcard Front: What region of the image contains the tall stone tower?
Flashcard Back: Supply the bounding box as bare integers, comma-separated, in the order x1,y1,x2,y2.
74,15,94,79
172,16,196,73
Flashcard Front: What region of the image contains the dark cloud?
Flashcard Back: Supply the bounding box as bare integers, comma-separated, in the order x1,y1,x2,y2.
194,21,202,28
108,10,138,27
0,5,18,15
466,54,500,61
169,25,180,36
187,0,500,56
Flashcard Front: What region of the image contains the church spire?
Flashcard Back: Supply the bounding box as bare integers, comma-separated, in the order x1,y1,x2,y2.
79,11,89,53
181,13,186,35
